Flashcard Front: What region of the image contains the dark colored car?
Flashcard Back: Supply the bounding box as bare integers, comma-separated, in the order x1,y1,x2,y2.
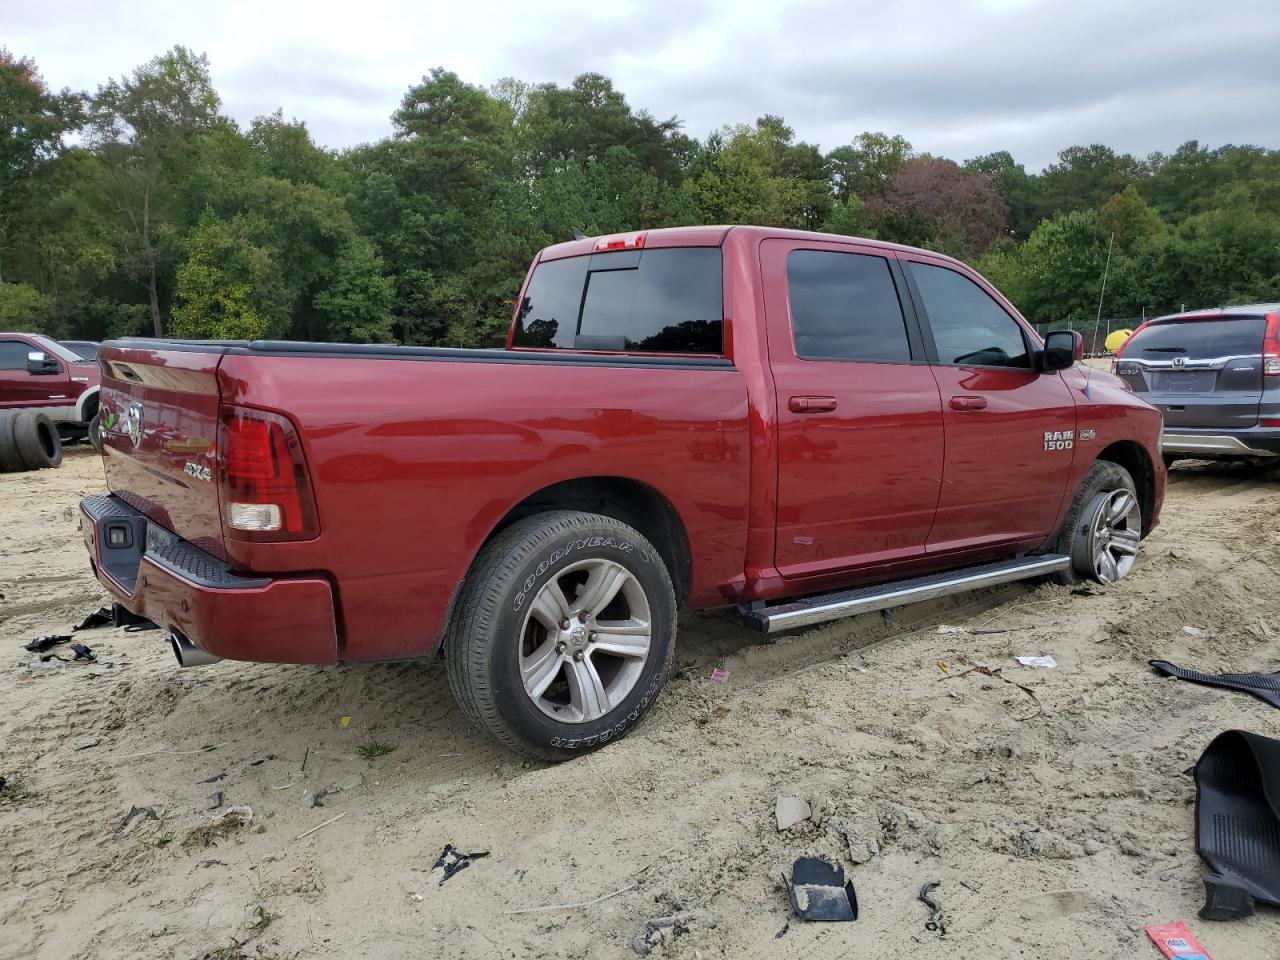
61,340,100,360
1113,304,1280,463
80,226,1164,759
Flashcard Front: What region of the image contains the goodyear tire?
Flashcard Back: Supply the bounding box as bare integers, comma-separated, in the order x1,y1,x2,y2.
0,412,26,473
14,412,62,470
445,511,676,762
88,412,103,453
1051,460,1141,585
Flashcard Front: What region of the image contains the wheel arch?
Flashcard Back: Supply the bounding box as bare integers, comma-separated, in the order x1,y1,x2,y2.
75,386,100,424
1096,440,1155,534
480,476,693,604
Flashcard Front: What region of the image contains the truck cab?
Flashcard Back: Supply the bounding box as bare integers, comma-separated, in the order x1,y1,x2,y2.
0,332,102,437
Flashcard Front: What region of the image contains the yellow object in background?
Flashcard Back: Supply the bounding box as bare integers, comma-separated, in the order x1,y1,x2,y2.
1105,328,1133,352
339,716,352,727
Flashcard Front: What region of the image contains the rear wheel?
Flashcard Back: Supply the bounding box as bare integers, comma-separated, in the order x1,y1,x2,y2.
1053,460,1142,585
14,412,62,469
88,413,103,453
445,510,676,761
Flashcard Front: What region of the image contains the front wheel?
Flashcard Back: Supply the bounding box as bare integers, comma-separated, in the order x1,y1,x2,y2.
445,511,677,761
1053,460,1142,585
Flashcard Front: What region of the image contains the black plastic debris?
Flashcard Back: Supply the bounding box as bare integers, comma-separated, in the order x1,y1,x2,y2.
203,772,227,783
433,844,490,885
784,857,858,922
71,643,94,662
1195,729,1280,920
74,607,113,631
1152,660,1280,710
23,634,71,653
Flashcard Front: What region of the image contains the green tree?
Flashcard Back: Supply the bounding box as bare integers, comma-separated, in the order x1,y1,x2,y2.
978,210,1111,323
826,132,911,203
0,280,53,330
868,158,1007,259
964,150,1038,239
89,46,222,335
1099,184,1164,253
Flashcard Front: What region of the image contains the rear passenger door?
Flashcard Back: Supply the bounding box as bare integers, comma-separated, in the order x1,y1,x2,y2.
762,239,945,578
900,257,1076,552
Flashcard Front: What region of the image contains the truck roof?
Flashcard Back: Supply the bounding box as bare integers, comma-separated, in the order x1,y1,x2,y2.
1150,303,1280,324
537,225,968,268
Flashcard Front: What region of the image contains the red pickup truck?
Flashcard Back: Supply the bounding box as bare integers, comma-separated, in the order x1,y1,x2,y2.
1,332,102,445
81,226,1164,759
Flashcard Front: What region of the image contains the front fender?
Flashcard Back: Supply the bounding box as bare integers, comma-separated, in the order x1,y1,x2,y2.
74,386,100,423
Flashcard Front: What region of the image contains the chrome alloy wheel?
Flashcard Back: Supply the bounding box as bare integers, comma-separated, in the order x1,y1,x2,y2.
518,559,652,723
1083,488,1142,583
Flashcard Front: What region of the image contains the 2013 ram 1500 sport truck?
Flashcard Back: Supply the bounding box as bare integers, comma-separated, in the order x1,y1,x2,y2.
81,226,1164,759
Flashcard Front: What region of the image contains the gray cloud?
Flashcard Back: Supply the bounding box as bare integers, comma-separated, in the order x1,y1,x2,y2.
4,0,1276,168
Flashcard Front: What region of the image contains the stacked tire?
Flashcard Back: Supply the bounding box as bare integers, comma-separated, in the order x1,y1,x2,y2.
0,411,63,473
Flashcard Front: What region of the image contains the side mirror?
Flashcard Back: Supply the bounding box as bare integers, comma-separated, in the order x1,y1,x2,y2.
26,351,60,375
1041,330,1082,371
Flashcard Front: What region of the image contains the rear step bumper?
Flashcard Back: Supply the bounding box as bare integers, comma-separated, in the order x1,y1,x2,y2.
80,494,339,665
1162,431,1280,457
734,555,1070,633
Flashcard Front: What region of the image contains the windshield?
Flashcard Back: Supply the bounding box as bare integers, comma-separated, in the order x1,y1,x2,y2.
1127,317,1265,359
30,334,93,364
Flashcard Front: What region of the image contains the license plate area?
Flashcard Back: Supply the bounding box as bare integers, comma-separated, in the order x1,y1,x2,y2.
1151,370,1216,393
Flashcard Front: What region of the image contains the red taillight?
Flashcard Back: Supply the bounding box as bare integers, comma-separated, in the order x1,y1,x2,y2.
1264,313,1280,377
218,407,318,541
594,231,645,252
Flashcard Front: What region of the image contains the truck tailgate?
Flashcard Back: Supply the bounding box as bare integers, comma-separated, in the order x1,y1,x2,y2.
98,345,225,560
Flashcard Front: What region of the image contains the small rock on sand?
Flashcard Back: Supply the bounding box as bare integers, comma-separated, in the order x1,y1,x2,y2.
775,796,811,831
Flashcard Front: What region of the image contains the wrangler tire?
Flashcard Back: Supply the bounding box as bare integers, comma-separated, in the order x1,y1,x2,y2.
0,412,24,472
14,412,62,470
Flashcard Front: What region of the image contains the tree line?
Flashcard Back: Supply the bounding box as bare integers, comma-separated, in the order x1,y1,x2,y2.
3,46,1279,347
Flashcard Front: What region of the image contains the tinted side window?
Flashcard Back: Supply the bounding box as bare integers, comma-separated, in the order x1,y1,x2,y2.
0,341,30,370
513,248,723,354
786,250,911,362
908,263,1030,368
513,256,589,349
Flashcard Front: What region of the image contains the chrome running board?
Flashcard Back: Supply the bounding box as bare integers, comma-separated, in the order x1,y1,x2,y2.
734,554,1071,634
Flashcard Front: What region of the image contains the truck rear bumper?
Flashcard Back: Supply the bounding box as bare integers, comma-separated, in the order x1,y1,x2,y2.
1162,428,1280,457
80,494,338,665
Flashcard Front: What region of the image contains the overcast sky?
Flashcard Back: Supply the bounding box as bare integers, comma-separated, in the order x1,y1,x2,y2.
5,0,1278,170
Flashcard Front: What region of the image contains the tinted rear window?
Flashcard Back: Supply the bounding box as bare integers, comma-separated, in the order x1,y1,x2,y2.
1127,317,1265,359
513,248,723,354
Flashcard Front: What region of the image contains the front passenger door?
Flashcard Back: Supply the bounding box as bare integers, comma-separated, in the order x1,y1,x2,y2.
901,258,1076,554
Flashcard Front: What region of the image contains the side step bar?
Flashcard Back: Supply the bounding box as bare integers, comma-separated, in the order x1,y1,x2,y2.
734,554,1071,634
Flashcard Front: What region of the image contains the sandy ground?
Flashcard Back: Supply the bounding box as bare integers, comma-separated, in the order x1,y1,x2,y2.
3,446,1280,960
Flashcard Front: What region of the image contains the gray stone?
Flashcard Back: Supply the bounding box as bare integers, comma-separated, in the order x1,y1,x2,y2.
775,796,811,831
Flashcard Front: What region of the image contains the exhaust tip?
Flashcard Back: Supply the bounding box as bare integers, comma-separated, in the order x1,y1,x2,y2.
170,632,222,668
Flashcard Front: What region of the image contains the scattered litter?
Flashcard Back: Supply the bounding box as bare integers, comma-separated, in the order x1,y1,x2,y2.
1183,625,1205,637
710,666,728,683
937,661,948,673
936,624,965,634
214,805,253,823
1145,921,1213,959
115,743,218,762
632,914,690,956
73,737,102,751
311,789,328,808
774,922,790,939
409,891,423,902
432,843,490,884
202,772,226,783
114,805,160,836
249,755,276,766
23,634,71,653
293,811,344,841
939,664,1044,721
1193,730,1280,920
784,856,858,922
1151,661,1280,710
206,791,224,811
775,795,811,831
505,882,637,915
338,716,352,728
1015,655,1057,669
74,607,113,631
71,643,95,662
918,881,946,934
